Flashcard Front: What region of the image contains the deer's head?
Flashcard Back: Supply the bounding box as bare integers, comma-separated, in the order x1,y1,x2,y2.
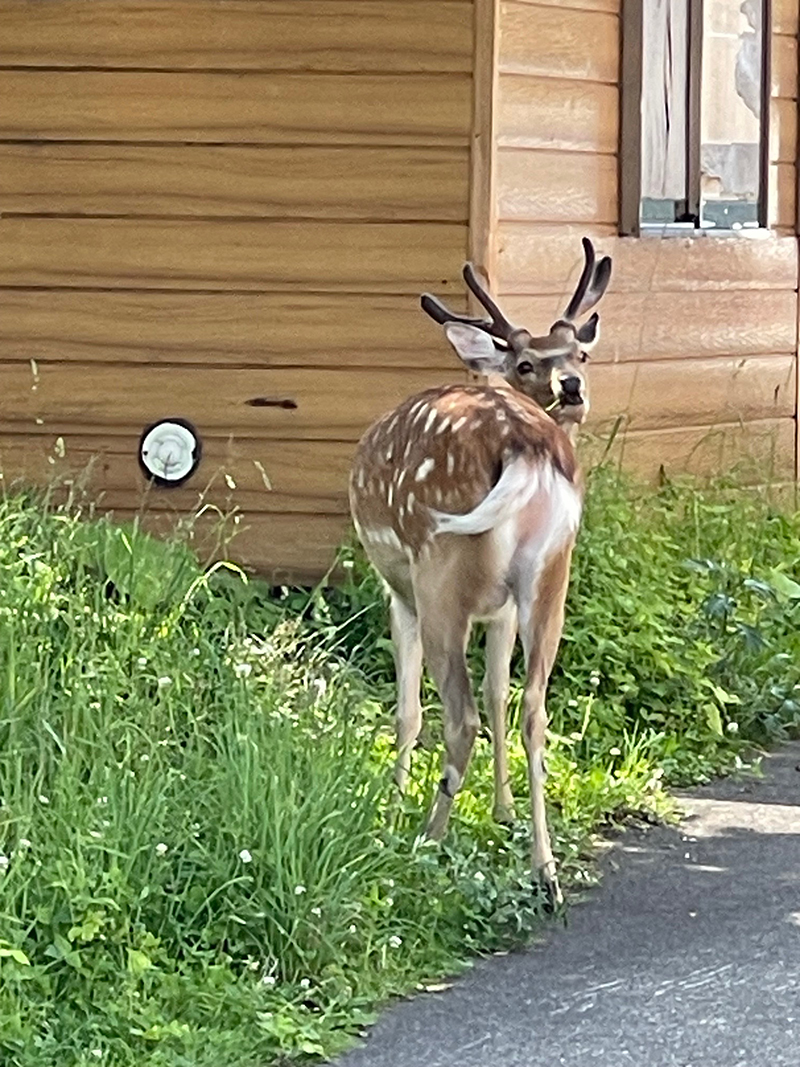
420,238,612,435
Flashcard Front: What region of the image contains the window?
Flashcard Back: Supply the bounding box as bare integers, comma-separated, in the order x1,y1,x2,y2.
620,0,771,235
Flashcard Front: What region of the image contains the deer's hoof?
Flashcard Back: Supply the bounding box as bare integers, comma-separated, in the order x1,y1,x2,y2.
492,803,517,826
535,865,564,913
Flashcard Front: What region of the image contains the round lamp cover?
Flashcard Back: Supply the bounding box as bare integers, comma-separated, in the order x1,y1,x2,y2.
138,419,201,487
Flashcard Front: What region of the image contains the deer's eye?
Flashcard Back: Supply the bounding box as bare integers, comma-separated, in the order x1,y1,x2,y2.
517,360,534,375
580,351,590,363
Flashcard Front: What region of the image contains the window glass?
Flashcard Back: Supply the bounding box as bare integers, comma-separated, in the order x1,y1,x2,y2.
625,0,767,233
700,0,763,229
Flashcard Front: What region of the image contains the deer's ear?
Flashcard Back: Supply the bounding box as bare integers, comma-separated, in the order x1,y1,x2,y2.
444,323,507,374
576,312,600,350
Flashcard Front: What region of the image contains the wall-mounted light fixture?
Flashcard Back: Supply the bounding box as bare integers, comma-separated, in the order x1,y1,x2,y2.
138,419,201,487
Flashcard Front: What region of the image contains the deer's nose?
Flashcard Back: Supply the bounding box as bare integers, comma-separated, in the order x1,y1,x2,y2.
559,375,583,403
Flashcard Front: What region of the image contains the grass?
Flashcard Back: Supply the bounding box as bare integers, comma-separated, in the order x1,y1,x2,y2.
0,467,799,1065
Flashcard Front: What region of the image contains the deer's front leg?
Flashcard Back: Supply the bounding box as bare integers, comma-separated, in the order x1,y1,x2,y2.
483,602,518,824
390,595,423,793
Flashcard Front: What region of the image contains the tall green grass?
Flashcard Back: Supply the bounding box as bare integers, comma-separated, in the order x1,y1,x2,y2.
0,468,799,1065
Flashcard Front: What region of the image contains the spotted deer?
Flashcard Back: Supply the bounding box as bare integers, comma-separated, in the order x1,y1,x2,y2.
349,238,612,903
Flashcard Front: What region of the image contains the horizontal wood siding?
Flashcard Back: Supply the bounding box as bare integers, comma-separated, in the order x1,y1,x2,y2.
0,0,474,579
494,0,799,481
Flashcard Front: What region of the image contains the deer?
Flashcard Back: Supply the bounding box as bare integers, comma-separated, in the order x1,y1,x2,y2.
349,238,612,905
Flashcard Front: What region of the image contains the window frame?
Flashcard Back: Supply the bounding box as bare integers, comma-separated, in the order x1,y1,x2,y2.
619,0,772,238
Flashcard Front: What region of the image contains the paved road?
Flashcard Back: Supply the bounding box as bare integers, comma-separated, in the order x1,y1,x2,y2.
336,743,800,1067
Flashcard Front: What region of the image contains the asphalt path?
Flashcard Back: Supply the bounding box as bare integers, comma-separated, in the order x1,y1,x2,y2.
336,742,800,1067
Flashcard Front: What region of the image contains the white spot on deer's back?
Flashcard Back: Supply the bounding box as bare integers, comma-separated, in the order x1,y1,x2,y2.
436,417,450,434
387,483,395,506
446,452,455,475
452,416,468,433
415,458,435,482
424,409,437,434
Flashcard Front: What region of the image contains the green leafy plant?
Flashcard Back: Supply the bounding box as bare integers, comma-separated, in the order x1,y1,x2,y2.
0,466,798,1065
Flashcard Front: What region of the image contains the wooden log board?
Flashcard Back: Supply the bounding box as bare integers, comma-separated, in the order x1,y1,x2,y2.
109,507,353,584
497,74,618,152
0,1,473,73
496,147,617,223
581,418,796,484
0,356,791,438
587,355,796,432
0,144,470,222
0,71,471,146
0,433,355,515
498,2,619,82
496,226,798,295
0,290,462,369
0,218,468,294
500,290,798,364
0,362,463,440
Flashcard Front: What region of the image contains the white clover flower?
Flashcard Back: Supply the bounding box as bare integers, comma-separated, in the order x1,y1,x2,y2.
89,830,102,839
97,796,108,805
388,935,403,949
191,647,200,657
299,978,310,990
137,657,148,668
234,663,252,679
474,871,486,883
727,721,739,734
261,974,276,987
609,746,621,756
91,1051,103,1060
38,795,49,805
155,842,168,856
589,673,601,688
294,885,306,895
140,753,149,762
348,923,357,933
239,849,253,864
0,855,9,871
19,839,31,849
310,906,322,917
157,676,172,689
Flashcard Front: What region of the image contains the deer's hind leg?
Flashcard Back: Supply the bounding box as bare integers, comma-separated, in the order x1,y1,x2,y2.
483,601,518,824
515,542,574,907
390,594,423,792
413,560,482,842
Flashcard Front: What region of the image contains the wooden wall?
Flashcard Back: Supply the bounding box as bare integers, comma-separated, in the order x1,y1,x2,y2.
490,0,799,484
0,0,474,581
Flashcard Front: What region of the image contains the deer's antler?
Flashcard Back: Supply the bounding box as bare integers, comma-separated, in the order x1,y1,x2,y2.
562,237,612,322
420,264,531,352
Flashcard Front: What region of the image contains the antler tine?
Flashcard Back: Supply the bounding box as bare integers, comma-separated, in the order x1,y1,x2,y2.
563,237,596,321
419,293,498,333
563,238,612,322
461,263,521,343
